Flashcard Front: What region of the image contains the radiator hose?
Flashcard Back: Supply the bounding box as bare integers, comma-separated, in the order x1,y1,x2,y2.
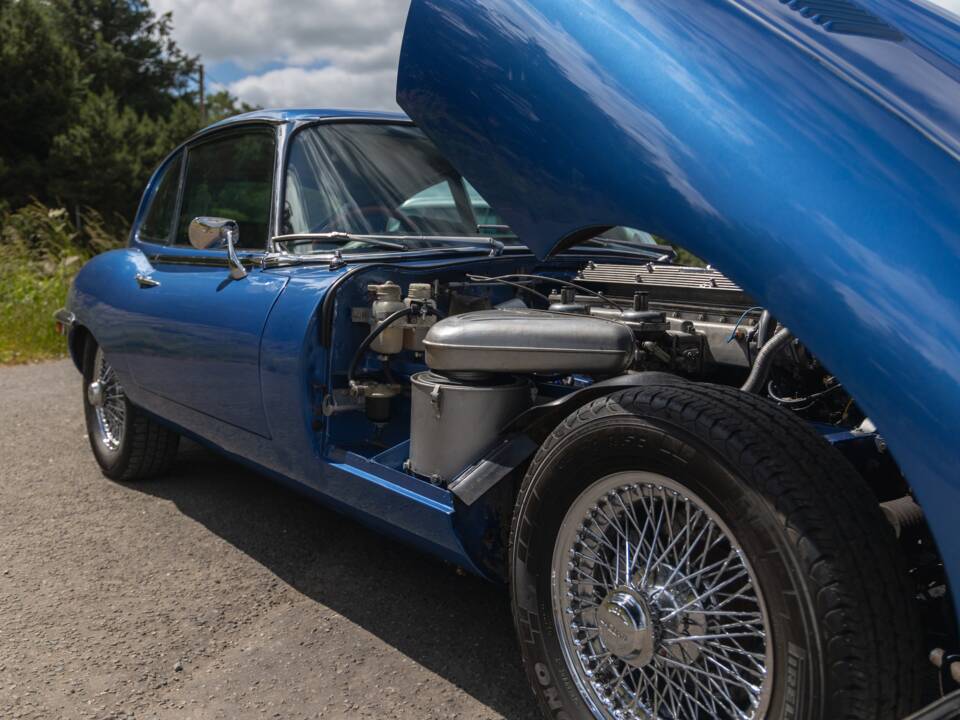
741,326,793,394
756,310,776,349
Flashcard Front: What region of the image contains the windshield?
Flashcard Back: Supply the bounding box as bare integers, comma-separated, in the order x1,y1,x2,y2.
283,123,506,249
282,122,674,258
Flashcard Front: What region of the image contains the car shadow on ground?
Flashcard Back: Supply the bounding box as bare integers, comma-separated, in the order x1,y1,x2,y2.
130,441,540,719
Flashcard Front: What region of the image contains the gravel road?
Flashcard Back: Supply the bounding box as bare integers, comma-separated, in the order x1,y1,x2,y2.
0,360,539,720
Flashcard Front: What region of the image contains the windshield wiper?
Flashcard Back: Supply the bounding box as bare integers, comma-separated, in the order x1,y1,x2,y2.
413,234,507,256
578,237,675,261
273,232,408,252
272,231,515,258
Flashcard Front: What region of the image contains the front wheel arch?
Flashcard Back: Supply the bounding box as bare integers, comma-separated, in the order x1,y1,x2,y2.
81,336,179,481
510,383,924,720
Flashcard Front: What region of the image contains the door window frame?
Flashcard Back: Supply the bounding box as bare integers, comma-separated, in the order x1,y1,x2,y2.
132,120,283,264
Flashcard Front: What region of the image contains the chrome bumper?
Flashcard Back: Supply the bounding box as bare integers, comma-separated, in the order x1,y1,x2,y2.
53,308,75,335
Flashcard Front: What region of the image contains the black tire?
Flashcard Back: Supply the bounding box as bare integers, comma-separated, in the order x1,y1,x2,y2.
510,383,923,720
82,337,179,481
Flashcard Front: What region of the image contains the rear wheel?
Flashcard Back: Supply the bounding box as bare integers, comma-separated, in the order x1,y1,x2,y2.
510,383,923,720
82,339,179,481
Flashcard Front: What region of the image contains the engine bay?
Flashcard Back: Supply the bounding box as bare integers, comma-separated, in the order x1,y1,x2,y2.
326,257,871,471
315,252,946,647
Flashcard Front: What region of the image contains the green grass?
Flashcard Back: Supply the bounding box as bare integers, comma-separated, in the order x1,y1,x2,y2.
0,202,119,364
0,263,77,363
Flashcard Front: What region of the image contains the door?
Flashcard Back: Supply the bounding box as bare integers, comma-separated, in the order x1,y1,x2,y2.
125,126,287,438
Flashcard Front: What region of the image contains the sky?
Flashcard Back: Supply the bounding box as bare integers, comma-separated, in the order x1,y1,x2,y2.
152,0,960,112
151,0,412,111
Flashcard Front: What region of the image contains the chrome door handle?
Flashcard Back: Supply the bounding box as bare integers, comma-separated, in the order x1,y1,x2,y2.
135,273,160,288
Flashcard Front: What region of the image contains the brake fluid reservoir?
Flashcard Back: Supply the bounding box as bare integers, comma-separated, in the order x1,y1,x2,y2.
369,282,406,354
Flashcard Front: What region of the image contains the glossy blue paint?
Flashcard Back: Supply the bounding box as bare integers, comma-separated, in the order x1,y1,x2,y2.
126,256,288,438
397,0,960,615
68,248,491,574
69,247,280,451
68,98,573,576
65,108,511,577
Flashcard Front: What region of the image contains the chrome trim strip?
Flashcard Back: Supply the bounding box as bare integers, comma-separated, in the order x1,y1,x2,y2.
145,244,530,271
148,253,261,269
263,245,531,269
271,122,289,241
180,117,287,151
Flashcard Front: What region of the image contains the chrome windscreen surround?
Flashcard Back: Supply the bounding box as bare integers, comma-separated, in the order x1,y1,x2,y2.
551,472,772,719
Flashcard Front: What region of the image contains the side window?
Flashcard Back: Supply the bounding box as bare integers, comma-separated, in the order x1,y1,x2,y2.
176,129,275,250
139,153,183,244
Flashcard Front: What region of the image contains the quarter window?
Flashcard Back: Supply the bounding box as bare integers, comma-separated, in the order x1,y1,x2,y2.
176,129,275,250
139,153,182,244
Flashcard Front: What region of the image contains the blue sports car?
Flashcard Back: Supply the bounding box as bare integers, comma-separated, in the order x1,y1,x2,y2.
57,1,960,718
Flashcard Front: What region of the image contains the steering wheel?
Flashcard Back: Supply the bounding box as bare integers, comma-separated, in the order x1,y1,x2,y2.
314,204,419,234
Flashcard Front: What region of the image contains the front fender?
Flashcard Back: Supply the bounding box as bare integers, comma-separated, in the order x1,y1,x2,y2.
66,247,156,382
258,268,341,484
504,371,687,442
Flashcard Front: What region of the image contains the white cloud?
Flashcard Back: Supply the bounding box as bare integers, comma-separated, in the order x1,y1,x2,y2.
229,64,401,110
152,0,412,109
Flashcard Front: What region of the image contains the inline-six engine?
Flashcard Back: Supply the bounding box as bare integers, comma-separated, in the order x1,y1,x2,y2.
349,262,851,487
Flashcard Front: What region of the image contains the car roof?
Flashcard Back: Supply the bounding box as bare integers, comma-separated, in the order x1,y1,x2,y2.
203,108,410,133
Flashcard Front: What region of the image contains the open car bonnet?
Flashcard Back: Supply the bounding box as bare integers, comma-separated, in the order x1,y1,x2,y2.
397,0,960,617
397,0,960,261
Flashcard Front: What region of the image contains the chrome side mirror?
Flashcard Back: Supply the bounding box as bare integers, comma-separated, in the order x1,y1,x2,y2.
188,217,247,280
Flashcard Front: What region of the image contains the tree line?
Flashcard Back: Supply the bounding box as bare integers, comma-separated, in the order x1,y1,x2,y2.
0,0,253,237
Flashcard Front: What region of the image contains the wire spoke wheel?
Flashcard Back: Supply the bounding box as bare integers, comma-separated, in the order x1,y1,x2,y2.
551,471,773,720
87,346,126,455
82,339,180,481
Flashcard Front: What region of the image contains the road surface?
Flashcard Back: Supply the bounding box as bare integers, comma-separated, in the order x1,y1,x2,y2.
0,360,538,719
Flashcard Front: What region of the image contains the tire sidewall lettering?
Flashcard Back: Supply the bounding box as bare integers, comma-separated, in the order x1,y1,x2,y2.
533,663,573,719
